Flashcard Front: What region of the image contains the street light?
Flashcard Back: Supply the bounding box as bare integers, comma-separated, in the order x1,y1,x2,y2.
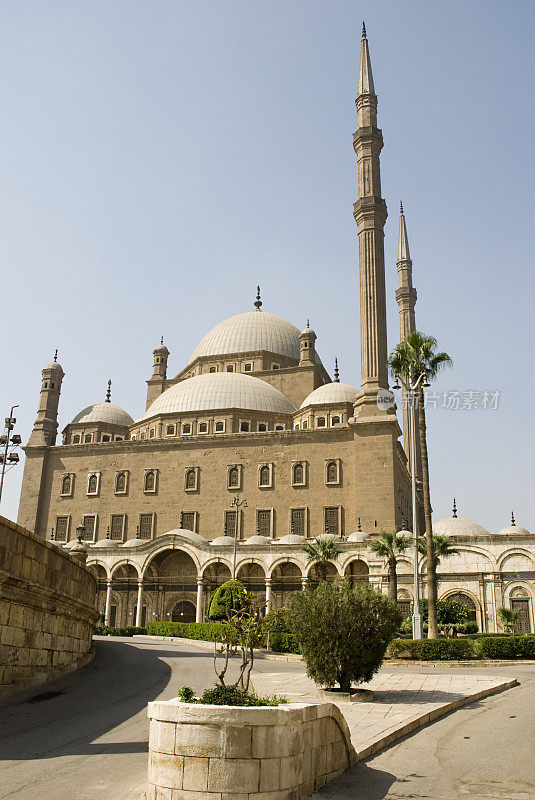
0,405,20,505
230,493,247,579
393,372,426,640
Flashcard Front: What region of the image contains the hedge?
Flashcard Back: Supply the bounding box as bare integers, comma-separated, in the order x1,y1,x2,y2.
267,632,300,654
94,625,146,637
476,636,535,660
146,621,225,641
389,638,476,660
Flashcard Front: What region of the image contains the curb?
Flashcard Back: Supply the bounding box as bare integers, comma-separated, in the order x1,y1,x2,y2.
133,634,303,662
355,677,519,761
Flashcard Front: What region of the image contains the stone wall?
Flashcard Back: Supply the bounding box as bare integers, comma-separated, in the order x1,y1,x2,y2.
0,515,98,695
147,699,356,799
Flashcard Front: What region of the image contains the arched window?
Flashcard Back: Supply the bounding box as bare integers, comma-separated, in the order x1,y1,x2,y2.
166,424,175,436
331,416,341,426
198,422,208,433
292,463,304,485
258,423,267,432
87,474,98,494
185,469,197,490
326,461,338,483
61,475,71,495
215,421,225,432
72,434,80,444
144,471,156,492
446,592,477,622
115,472,126,493
84,434,92,443
228,467,239,488
182,423,191,434
259,465,270,487
317,417,326,427
101,434,110,442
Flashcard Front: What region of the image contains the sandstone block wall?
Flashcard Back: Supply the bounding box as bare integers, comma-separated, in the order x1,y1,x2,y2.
147,699,356,799
0,515,98,695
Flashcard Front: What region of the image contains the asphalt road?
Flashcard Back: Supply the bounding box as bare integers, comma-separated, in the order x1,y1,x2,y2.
0,638,532,800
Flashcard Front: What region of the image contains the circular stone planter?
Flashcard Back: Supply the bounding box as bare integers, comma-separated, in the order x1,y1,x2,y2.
147,698,357,799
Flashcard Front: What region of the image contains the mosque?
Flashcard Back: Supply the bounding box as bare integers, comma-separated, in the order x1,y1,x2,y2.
17,27,534,634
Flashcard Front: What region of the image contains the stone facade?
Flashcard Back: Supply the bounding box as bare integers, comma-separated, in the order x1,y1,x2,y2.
0,515,99,696
147,699,356,799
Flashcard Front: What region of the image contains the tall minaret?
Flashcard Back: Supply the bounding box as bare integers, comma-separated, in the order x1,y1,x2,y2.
353,23,390,417
395,202,421,477
27,351,65,447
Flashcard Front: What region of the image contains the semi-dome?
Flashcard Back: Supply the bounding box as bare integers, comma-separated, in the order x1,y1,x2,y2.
433,517,491,537
300,381,357,409
71,402,134,427
140,372,296,420
188,310,321,364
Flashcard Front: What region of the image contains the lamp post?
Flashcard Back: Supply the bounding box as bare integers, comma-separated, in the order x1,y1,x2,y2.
393,372,427,640
0,405,21,505
230,493,247,579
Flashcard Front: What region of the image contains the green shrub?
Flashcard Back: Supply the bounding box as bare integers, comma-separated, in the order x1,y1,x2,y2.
419,599,473,625
198,685,286,706
177,686,196,702
476,635,535,660
146,621,225,641
388,637,476,660
288,579,402,691
93,625,146,637
207,580,248,621
268,632,300,654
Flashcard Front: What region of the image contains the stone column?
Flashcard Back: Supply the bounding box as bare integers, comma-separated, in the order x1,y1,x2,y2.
135,581,144,627
104,580,112,626
265,578,272,613
301,577,309,591
196,579,204,623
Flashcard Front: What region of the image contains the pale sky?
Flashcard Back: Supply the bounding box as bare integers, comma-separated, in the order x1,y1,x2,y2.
0,1,533,531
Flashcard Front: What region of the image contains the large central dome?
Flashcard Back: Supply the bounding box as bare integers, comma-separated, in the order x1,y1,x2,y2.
140,372,296,419
188,311,303,364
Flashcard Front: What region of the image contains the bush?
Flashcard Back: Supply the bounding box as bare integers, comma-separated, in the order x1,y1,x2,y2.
146,621,225,641
178,684,286,707
419,599,473,625
389,638,476,660
207,580,248,621
268,632,300,654
94,625,146,637
287,579,402,691
476,635,535,660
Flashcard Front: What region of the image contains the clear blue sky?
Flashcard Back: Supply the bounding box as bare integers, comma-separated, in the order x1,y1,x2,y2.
1,1,533,531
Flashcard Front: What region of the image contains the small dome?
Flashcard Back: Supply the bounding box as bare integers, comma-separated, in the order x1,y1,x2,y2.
165,528,208,546
347,531,371,542
92,539,119,548
300,381,357,409
154,341,169,355
122,538,147,548
71,402,134,427
433,517,491,537
188,310,323,365
211,535,236,546
498,524,530,535
244,535,271,545
277,534,306,544
140,372,296,420
45,361,63,372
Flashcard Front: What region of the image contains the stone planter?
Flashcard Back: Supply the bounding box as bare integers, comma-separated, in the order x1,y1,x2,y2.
147,699,357,799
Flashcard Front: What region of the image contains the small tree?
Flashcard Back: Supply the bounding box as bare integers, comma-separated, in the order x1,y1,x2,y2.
370,531,409,601
497,606,518,633
212,589,264,693
207,580,248,621
287,579,402,692
303,536,342,581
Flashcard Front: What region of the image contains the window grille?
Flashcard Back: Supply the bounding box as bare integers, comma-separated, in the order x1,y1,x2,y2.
87,474,98,494
110,514,125,540
144,471,156,492
83,515,96,540
55,516,69,541
257,510,271,536
115,472,126,493
225,510,237,537
61,475,72,495
185,469,196,490
291,508,305,536
326,461,338,483
324,507,339,536
259,465,270,487
182,512,196,531
139,513,153,539
292,463,304,485
228,467,239,488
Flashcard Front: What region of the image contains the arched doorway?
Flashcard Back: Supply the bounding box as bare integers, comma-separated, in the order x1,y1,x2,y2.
171,600,196,623
88,563,108,621
344,559,369,586
308,562,338,586
111,563,139,627
271,562,302,609
145,549,198,621
510,588,532,634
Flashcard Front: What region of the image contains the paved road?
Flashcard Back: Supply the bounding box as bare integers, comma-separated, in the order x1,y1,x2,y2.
0,638,532,800
310,663,535,800
0,637,298,800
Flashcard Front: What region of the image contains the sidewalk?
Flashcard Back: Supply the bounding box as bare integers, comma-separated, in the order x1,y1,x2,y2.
251,670,518,760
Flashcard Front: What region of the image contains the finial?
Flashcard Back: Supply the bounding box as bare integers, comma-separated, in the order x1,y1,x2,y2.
136,525,140,539
511,510,516,526
307,319,310,329
334,358,340,382
105,379,112,403
452,498,457,518
180,511,184,528
54,349,58,362
105,526,110,539
357,517,362,532
254,286,262,310
161,336,164,345
50,528,55,541
362,21,366,39
290,518,295,535
400,200,403,214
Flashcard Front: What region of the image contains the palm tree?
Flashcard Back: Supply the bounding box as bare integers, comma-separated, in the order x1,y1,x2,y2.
389,331,452,638
303,536,342,582
418,534,459,568
370,531,409,601
497,606,518,633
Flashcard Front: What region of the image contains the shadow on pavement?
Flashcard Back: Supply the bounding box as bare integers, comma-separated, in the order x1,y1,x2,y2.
0,640,178,761
310,762,398,798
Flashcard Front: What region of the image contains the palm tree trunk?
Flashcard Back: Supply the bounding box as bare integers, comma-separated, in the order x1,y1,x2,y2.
417,385,438,638
388,557,398,601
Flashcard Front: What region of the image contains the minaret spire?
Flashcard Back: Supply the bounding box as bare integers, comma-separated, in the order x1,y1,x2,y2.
353,24,390,416
105,379,112,403
452,498,458,518
334,358,339,382
395,201,417,339
254,286,262,310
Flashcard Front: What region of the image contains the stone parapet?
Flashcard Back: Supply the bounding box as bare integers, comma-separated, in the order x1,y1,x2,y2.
147,699,357,799
0,515,98,696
